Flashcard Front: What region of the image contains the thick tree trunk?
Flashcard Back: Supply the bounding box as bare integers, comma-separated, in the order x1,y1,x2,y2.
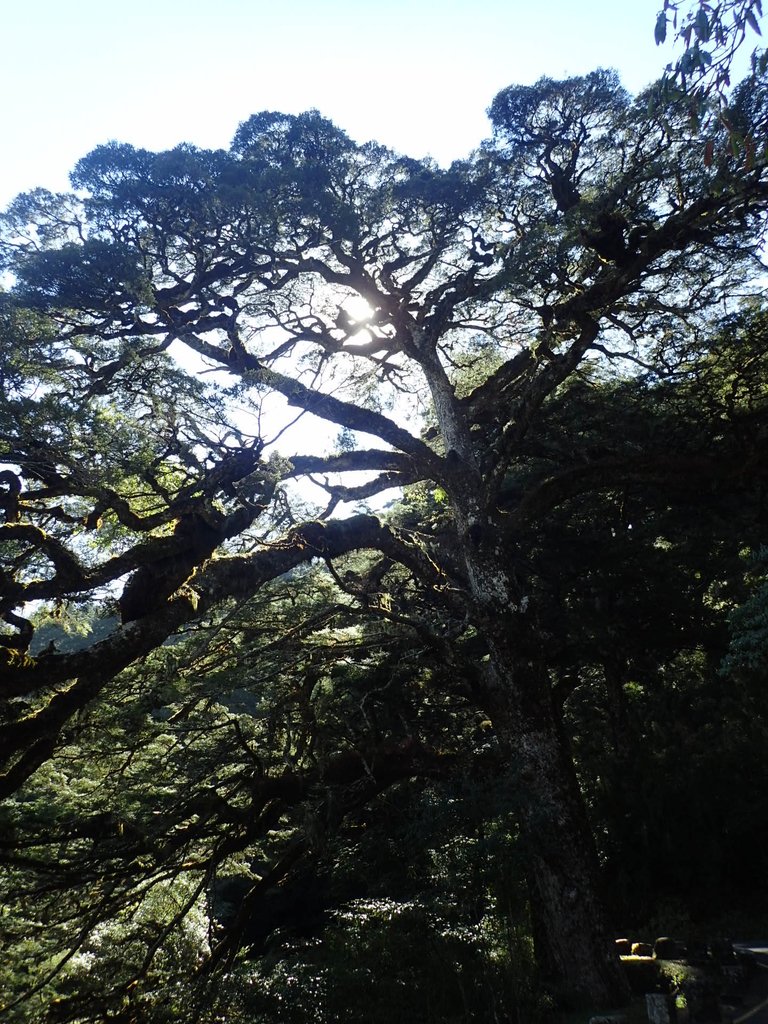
423,344,627,1007
444,536,627,1005
482,639,630,1008
455,533,628,1007
517,704,628,1007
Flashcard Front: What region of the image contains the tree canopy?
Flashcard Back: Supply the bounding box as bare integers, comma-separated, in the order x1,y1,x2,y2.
1,62,767,1022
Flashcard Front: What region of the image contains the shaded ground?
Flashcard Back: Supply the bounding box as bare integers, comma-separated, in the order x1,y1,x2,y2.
732,947,768,1024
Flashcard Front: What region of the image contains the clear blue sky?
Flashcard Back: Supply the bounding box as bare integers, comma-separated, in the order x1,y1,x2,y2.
0,0,706,207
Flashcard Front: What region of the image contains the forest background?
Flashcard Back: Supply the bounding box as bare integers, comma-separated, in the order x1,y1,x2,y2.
1,1,768,1022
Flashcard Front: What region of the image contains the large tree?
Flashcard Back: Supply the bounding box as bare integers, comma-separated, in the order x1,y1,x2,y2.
1,67,767,1007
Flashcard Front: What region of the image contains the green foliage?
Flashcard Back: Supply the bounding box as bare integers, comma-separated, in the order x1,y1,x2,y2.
656,0,765,99
0,569,539,1022
2,57,768,1020
721,547,768,676
13,238,153,312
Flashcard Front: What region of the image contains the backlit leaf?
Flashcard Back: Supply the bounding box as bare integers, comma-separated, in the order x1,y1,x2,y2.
655,11,668,44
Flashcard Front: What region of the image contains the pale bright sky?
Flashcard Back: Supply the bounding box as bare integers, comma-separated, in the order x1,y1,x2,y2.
0,1,762,501
2,0,684,208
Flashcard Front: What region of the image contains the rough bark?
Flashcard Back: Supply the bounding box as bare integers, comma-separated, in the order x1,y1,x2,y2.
418,321,629,1006
481,632,630,1007
445,497,628,1007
